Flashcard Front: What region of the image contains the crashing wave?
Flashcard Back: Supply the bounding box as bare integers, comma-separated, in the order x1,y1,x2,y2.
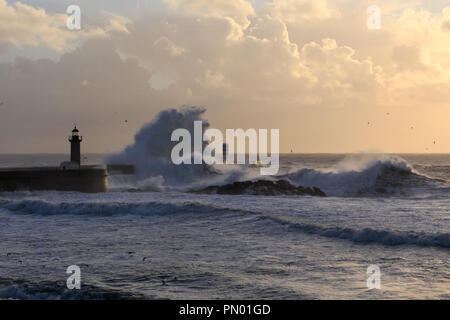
0,278,143,300
257,214,450,249
284,154,438,197
0,199,240,216
106,107,219,187
104,107,436,197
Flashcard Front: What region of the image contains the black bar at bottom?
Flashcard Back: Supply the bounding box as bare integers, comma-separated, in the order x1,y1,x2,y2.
0,300,445,319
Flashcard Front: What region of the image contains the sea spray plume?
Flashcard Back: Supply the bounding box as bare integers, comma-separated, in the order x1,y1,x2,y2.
106,107,217,186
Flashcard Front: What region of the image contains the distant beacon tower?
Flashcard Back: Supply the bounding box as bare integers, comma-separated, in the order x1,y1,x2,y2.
222,143,228,164
69,126,83,165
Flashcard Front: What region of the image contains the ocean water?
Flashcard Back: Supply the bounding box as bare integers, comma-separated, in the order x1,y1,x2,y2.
0,153,449,300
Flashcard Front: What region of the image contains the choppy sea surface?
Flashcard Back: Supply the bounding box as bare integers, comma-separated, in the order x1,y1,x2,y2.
0,153,449,299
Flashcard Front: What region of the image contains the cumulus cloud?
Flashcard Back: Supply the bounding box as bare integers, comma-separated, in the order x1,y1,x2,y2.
164,0,255,19
164,0,255,29
0,0,69,50
0,1,386,152
381,7,450,104
101,12,132,35
114,11,382,110
2,0,450,153
0,39,159,152
266,0,337,22
0,0,130,51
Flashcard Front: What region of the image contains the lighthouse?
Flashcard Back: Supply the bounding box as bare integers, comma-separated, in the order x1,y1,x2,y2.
69,126,82,165
222,143,228,163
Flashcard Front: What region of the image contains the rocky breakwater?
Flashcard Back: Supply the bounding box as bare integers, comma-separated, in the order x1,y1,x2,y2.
193,179,326,197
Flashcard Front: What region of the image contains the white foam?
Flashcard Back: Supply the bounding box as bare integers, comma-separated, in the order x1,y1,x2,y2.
285,154,418,196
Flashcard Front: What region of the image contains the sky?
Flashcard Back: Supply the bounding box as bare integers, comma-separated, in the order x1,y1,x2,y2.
0,0,450,153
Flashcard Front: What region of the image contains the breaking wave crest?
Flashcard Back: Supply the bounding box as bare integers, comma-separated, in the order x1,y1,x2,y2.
0,199,239,216
1,198,448,249
0,278,144,300
258,214,450,249
285,154,439,197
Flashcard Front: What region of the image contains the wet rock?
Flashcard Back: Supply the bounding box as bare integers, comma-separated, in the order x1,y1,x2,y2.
193,179,326,197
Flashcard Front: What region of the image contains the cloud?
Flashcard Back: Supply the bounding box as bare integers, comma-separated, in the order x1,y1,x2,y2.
266,0,338,23
100,12,132,35
0,0,69,50
164,0,255,18
0,1,385,152
0,0,131,51
164,0,255,28
0,42,7,53
380,7,450,104
153,36,186,56
115,12,382,109
442,20,450,32
2,0,450,153
0,39,159,152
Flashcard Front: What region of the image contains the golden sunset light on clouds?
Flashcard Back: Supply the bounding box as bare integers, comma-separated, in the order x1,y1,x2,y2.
0,0,450,153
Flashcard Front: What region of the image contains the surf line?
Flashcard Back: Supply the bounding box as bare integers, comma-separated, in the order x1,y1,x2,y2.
171,120,279,175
